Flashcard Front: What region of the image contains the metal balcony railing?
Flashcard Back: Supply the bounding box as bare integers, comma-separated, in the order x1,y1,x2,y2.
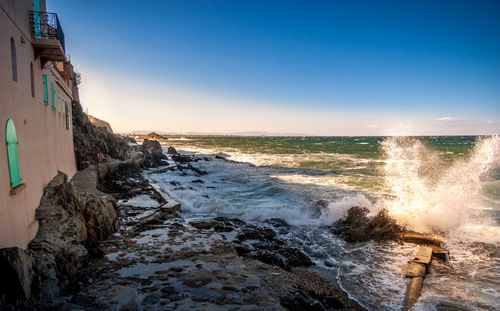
29,11,65,52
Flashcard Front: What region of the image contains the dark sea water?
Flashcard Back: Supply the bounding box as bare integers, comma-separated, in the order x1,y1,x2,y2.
149,135,500,310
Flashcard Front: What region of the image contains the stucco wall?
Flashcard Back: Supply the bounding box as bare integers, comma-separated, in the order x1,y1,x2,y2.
0,0,77,249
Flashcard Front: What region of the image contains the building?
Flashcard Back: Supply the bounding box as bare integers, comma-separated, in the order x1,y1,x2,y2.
0,0,76,249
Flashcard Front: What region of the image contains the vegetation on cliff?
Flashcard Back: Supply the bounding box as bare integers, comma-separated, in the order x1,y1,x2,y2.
72,100,131,169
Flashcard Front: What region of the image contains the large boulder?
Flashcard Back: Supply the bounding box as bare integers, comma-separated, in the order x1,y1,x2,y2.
141,139,167,168
331,207,403,242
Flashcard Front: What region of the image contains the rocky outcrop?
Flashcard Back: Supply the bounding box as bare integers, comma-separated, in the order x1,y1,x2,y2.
331,207,403,242
144,132,165,141
72,100,131,169
281,270,366,310
141,139,167,168
28,172,118,306
0,247,33,308
167,146,178,154
87,115,113,133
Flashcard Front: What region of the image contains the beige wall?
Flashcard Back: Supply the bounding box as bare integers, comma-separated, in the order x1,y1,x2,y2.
0,0,76,249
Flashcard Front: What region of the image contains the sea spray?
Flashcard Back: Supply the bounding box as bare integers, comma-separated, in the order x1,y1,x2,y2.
381,135,500,242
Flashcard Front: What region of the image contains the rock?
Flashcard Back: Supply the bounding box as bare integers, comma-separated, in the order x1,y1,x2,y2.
280,247,313,268
0,248,33,306
191,179,204,184
185,164,208,176
189,219,221,230
263,218,290,228
253,250,287,269
144,132,165,141
142,294,160,305
87,115,114,133
172,154,192,163
332,207,403,242
236,225,276,242
25,172,119,306
280,289,324,311
167,146,178,154
72,100,131,170
183,277,212,288
123,136,137,144
287,270,366,310
141,139,167,168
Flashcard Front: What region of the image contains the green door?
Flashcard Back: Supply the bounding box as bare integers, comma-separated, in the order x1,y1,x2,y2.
5,119,21,188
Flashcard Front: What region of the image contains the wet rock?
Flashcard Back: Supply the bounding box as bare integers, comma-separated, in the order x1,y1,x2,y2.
183,277,212,288
170,181,181,186
332,207,403,242
189,219,221,230
142,294,160,305
280,247,314,267
287,270,366,310
214,216,247,228
234,244,253,256
236,225,276,242
161,286,176,294
263,218,290,229
213,225,234,232
191,179,204,184
280,289,324,311
167,146,178,154
253,250,287,269
172,154,193,163
309,199,330,217
185,164,208,176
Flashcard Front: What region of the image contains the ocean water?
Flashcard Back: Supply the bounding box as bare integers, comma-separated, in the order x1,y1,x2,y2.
150,136,500,310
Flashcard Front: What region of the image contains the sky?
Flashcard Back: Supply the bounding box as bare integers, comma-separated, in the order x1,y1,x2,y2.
48,0,500,135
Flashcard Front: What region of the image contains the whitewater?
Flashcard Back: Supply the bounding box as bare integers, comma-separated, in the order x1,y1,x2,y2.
149,135,500,310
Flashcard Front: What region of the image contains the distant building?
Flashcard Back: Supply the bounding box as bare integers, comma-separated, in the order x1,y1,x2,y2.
0,0,76,249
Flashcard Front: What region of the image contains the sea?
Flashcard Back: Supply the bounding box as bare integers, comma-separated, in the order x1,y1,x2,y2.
148,135,500,310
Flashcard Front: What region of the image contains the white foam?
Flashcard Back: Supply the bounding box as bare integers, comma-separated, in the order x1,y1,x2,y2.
381,136,500,243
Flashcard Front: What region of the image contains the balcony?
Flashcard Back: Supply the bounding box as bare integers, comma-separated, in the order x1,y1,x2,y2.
29,11,66,63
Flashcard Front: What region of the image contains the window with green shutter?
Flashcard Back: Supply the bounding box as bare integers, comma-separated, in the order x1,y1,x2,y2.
50,82,55,110
43,74,48,106
5,119,21,188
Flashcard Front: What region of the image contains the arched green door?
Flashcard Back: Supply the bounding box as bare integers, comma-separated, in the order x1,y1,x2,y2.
5,119,21,188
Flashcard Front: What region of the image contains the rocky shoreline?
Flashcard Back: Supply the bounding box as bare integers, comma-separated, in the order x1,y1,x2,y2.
51,141,366,310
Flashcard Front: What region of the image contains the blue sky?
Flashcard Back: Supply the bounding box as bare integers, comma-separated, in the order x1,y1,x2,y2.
49,0,500,135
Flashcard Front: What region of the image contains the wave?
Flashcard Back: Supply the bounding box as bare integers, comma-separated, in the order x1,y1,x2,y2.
381,135,500,243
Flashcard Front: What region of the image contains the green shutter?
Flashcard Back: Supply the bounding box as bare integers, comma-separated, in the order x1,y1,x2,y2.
65,103,69,130
5,119,21,188
43,74,48,106
50,82,55,110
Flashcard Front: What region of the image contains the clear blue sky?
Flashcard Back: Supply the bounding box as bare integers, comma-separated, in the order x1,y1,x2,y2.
49,0,500,135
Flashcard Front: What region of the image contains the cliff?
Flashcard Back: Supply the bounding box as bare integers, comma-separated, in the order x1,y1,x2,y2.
87,115,113,133
72,100,131,169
